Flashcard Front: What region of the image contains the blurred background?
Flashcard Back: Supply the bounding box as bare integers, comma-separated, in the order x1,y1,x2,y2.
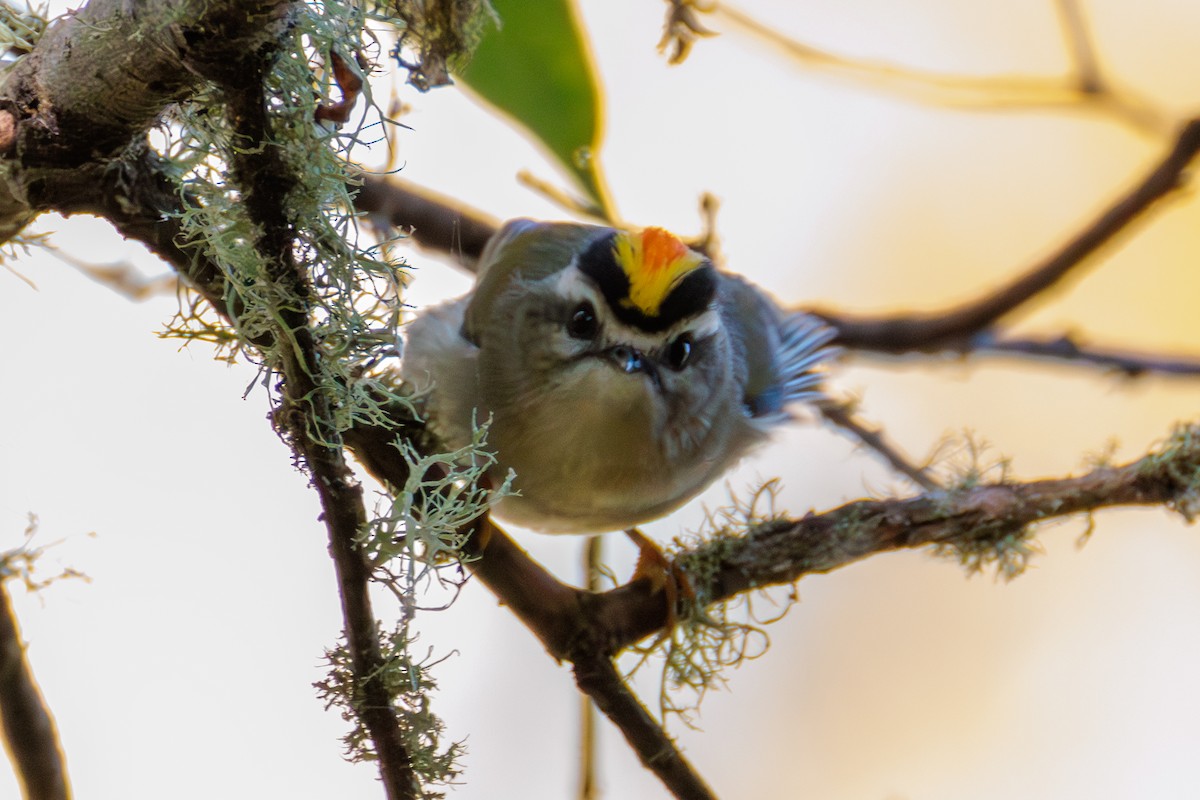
2,0,1199,798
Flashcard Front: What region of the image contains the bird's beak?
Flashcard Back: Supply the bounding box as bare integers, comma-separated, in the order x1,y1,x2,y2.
607,344,651,376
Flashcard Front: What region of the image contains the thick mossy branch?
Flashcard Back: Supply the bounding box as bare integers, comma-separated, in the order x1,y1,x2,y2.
180,5,495,795
684,423,1200,609
211,31,432,800
0,3,470,789
0,0,293,235
375,423,1200,660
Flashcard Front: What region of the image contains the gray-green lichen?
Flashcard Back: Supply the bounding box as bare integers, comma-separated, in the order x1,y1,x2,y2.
628,482,792,726
1139,423,1200,522
360,423,511,584
927,519,1040,581
0,1,48,60
155,2,499,789
388,0,495,90
316,624,463,796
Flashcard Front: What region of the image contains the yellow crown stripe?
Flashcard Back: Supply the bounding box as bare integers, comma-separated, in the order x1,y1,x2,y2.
613,227,705,317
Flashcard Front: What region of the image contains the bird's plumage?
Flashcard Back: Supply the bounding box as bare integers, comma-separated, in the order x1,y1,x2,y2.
401,219,837,533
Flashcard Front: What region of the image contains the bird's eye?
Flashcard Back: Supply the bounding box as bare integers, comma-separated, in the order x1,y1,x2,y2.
666,332,693,370
567,301,598,340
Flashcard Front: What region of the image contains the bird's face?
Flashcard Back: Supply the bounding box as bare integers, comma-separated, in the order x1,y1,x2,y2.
472,226,740,464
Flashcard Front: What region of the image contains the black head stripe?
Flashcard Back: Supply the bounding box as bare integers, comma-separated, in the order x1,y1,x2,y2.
577,231,716,333
654,267,716,329
578,230,628,312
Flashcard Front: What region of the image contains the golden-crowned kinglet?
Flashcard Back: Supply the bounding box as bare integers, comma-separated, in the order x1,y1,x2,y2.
401,220,837,534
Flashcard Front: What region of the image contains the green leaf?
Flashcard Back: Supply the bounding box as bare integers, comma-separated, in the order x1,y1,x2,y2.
456,0,611,216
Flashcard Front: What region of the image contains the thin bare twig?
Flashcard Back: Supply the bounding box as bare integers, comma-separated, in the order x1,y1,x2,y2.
713,3,1169,135
356,175,497,271
225,71,420,800
814,117,1200,354
819,402,941,491
972,332,1200,377
0,582,70,800
578,536,602,800
1055,0,1102,93
49,249,178,301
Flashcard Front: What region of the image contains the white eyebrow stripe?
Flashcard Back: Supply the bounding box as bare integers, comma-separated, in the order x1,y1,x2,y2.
552,266,720,350
552,264,607,308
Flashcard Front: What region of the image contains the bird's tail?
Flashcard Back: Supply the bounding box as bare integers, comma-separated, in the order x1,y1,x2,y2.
778,312,840,406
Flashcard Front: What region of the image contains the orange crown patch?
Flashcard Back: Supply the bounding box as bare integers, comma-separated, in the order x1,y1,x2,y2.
612,227,706,317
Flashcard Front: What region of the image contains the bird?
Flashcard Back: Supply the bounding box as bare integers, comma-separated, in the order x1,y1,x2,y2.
400,219,837,535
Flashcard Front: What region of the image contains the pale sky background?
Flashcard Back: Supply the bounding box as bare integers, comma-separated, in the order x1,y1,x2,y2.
2,1,1200,799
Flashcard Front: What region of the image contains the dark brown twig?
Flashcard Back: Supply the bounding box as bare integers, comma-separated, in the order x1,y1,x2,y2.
814,117,1200,353
971,332,1200,377
224,64,419,799
578,536,602,800
0,582,70,800
819,402,941,491
573,654,716,800
455,518,712,799
356,175,497,271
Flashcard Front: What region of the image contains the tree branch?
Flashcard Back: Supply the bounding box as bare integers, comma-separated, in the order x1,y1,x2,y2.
221,60,420,800
1055,0,1103,94
357,175,497,271
819,402,940,491
712,3,1169,135
351,421,1200,663
0,0,293,238
573,654,716,800
0,1,422,795
0,582,69,800
812,117,1200,353
680,426,1197,605
345,395,1199,799
970,332,1200,377
451,519,716,798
